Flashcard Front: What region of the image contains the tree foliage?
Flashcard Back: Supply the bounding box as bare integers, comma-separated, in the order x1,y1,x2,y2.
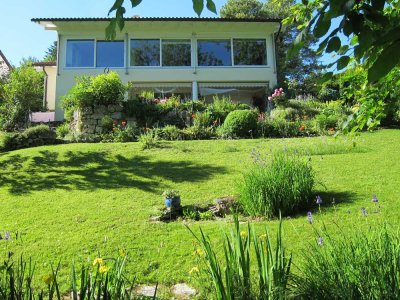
220,0,264,18
106,0,217,39
44,41,57,62
0,63,44,130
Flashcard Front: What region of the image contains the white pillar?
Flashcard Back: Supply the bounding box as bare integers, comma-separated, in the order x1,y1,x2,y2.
192,81,198,101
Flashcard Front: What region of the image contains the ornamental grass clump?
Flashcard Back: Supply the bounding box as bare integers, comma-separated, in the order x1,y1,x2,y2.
294,226,400,299
187,215,292,300
238,149,315,218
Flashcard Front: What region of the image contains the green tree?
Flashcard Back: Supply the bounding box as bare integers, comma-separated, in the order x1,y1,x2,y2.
285,0,400,131
220,0,264,18
0,63,44,130
220,0,322,96
44,41,57,62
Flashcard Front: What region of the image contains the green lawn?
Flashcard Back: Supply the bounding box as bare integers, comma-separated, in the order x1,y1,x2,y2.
0,129,399,295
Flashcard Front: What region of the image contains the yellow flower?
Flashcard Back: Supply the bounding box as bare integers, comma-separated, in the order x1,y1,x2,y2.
119,249,127,257
351,104,360,112
42,274,53,285
93,257,104,266
189,266,199,275
193,248,205,256
99,265,110,274
240,231,248,238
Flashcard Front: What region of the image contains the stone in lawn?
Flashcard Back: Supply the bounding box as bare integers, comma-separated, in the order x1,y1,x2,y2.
136,285,158,297
172,283,196,298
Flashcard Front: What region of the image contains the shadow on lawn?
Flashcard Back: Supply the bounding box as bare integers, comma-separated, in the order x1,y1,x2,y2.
0,150,226,195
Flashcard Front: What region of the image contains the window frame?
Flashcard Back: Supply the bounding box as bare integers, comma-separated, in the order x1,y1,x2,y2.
161,39,192,68
197,38,233,68
129,38,162,67
232,38,268,67
65,39,96,69
96,40,126,69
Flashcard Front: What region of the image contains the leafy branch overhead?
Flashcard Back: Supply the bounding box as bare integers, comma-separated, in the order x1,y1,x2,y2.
286,0,400,83
106,0,217,39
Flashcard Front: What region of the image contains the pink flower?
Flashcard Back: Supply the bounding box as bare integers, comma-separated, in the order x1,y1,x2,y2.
268,96,272,101
279,88,283,92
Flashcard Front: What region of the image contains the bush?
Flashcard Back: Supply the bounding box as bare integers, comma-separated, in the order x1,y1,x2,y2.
101,115,114,133
61,72,126,121
222,110,258,138
314,114,338,133
193,111,213,128
1,125,58,151
161,125,181,140
0,64,44,130
181,125,214,140
208,96,238,123
55,122,70,139
138,129,160,150
295,226,400,299
259,119,307,138
238,150,315,217
270,107,301,121
112,125,137,142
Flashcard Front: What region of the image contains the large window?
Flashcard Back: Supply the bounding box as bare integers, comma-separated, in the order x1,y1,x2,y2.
130,39,160,66
198,40,232,66
233,39,267,66
96,41,124,68
66,40,95,67
162,40,191,66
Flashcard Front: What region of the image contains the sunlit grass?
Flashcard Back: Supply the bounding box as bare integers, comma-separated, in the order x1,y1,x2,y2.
0,129,398,295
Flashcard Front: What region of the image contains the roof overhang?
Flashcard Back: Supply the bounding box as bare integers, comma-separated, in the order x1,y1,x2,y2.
31,17,282,31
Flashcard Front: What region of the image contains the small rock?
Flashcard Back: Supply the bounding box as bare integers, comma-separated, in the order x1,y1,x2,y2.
172,283,196,298
136,285,157,297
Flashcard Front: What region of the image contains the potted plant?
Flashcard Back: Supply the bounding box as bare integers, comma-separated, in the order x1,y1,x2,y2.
162,190,181,208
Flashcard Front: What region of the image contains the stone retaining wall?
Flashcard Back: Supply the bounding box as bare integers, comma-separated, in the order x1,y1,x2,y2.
73,104,133,134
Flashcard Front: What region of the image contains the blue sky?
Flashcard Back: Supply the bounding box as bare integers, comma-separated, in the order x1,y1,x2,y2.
0,0,227,66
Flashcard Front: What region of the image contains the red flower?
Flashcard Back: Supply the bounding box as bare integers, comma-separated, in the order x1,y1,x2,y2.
112,120,117,125
299,125,305,132
121,120,127,126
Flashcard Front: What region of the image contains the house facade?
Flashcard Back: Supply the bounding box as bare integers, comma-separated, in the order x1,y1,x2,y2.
0,50,12,78
32,17,281,121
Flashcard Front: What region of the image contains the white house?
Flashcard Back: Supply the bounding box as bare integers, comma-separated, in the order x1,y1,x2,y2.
32,17,281,121
0,50,12,78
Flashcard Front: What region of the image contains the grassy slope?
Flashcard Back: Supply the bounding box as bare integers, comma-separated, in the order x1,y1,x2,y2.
0,129,399,292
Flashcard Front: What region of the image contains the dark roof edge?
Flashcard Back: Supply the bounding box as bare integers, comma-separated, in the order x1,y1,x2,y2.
0,50,12,70
31,17,281,23
32,61,57,67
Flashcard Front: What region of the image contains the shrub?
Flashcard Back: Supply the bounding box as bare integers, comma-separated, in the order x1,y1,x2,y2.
101,115,114,133
270,107,301,121
161,125,181,140
208,96,238,123
236,103,252,110
0,64,44,130
294,226,400,299
61,72,126,121
1,125,58,152
259,119,303,138
113,125,137,142
138,129,160,150
181,125,214,140
222,110,258,138
187,215,292,299
314,114,338,133
181,100,207,113
193,111,213,128
55,122,70,139
237,150,315,217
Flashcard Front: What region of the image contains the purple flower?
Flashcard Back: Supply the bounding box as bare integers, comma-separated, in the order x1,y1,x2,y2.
4,231,10,241
372,195,378,203
361,207,367,216
317,237,324,246
307,212,313,224
316,195,322,205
